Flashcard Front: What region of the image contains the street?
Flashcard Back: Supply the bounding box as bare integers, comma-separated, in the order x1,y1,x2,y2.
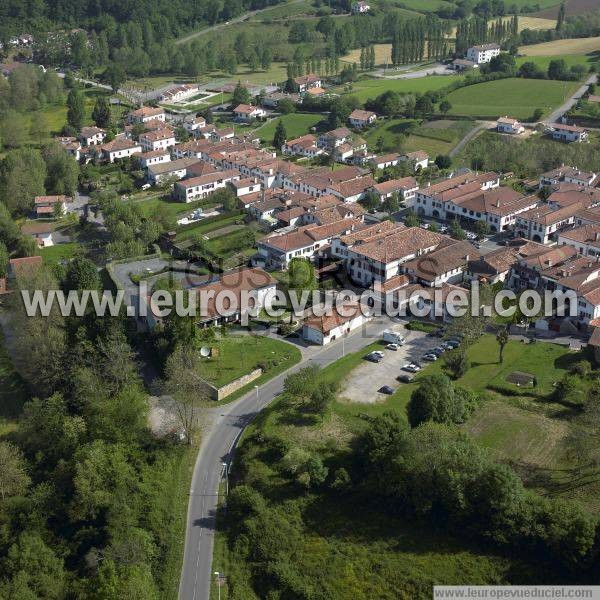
178,316,400,600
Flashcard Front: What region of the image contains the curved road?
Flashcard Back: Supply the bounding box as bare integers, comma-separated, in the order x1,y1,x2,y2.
178,317,397,600
175,0,304,46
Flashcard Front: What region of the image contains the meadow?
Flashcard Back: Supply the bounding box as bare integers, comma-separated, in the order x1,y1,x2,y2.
519,36,600,56
445,78,580,120
254,112,326,142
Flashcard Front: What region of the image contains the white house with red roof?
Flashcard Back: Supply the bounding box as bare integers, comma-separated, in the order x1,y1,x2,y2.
233,104,266,122
34,195,68,218
349,109,377,128
127,106,166,125
549,123,588,143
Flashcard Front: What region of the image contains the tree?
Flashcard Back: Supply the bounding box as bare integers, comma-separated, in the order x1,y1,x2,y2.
0,441,30,500
556,2,566,31
0,147,47,214
415,95,433,118
404,208,420,227
162,344,210,444
407,375,474,427
65,255,100,291
273,119,287,150
382,192,400,214
42,143,78,196
277,98,296,115
496,327,509,364
439,100,452,115
443,348,469,379
288,257,316,292
67,88,85,130
435,154,452,169
450,219,466,240
232,81,251,106
92,96,111,128
29,112,51,143
474,219,490,239
548,59,567,80
105,63,125,93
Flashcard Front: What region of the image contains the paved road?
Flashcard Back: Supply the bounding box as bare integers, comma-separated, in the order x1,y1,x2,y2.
175,0,305,46
545,74,597,124
178,316,398,600
372,63,455,80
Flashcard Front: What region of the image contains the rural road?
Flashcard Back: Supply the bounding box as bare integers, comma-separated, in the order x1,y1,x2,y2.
450,121,491,157
545,73,597,124
178,316,397,600
175,0,305,45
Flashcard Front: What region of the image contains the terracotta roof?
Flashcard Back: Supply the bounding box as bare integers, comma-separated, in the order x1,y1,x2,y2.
497,117,520,125
552,123,586,133
303,302,363,334
101,138,141,153
140,129,175,142
349,109,376,121
9,256,43,276
139,149,170,159
176,169,239,188
234,104,259,114
559,225,600,248
129,106,165,118
373,177,418,195
306,87,326,96
403,240,478,280
294,74,320,85
34,195,67,205
588,326,600,347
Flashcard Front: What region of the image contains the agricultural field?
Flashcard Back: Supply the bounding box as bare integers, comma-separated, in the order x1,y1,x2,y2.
337,74,462,103
445,78,580,120
254,112,327,142
534,0,598,18
387,0,456,11
519,36,600,56
197,335,301,388
248,0,323,20
515,53,599,71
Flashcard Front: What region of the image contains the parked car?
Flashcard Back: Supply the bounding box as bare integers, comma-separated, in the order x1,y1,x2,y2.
445,340,460,349
422,353,438,361
365,353,382,363
378,385,395,395
432,347,446,355
372,350,385,358
403,362,421,373
397,374,414,383
386,343,400,351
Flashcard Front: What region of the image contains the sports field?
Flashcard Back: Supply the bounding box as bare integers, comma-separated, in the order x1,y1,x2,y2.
446,78,580,120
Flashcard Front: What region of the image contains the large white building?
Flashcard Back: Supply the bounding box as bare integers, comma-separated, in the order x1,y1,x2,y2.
466,43,500,64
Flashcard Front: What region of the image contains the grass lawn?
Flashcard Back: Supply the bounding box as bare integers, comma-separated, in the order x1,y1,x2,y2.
40,242,81,265
0,330,28,439
198,335,301,389
446,78,580,120
515,53,599,72
175,213,243,242
207,227,258,258
337,74,462,103
135,195,217,219
254,112,327,142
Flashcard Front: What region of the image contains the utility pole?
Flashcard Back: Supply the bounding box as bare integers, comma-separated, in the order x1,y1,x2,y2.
254,384,259,411
221,462,229,495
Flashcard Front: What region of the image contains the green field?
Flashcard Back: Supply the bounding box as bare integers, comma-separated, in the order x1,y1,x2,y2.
175,213,244,242
198,335,301,388
446,78,580,120
363,118,474,157
254,112,326,142
515,53,599,72
336,74,462,103
387,0,455,10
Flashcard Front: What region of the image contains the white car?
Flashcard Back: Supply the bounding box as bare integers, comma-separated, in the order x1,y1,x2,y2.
373,350,385,358
386,343,400,351
422,353,438,362
403,363,421,373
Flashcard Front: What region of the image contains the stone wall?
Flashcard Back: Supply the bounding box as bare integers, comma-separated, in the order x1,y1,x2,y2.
202,368,263,401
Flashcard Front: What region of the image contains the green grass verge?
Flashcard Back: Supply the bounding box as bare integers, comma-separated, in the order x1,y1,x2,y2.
40,242,81,265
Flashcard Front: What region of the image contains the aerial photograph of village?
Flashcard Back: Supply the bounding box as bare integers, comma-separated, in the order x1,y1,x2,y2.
0,0,599,598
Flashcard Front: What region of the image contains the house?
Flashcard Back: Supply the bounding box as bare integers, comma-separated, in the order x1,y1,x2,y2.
158,84,199,103
255,219,363,269
182,115,206,134
100,138,142,163
304,87,327,99
327,175,376,203
497,117,524,135
228,178,262,197
351,1,370,14
127,106,166,125
371,177,419,202
78,126,106,146
211,128,235,142
8,256,43,280
138,149,171,169
401,151,429,172
281,134,323,158
558,225,600,259
540,166,598,189
233,104,266,122
173,170,241,202
139,129,176,152
147,157,200,186
549,123,588,143
467,238,547,284
293,74,322,93
371,153,402,170
515,204,582,244
452,59,479,72
402,239,479,287
348,109,377,128
261,92,300,108
331,224,443,287
34,195,68,218
21,222,54,247
317,127,352,150
466,43,500,64
302,302,369,345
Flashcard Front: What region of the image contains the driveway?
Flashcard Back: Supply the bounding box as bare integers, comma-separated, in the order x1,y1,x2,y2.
545,74,597,124
339,329,439,402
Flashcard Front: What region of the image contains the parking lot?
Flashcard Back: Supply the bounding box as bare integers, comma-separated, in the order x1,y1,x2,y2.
338,329,445,403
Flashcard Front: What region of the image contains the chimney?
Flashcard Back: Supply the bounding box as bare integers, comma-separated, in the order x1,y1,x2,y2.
546,259,553,267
